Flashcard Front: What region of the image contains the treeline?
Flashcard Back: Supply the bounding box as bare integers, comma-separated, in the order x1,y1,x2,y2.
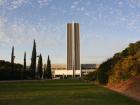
0,40,52,80
98,41,140,84
0,60,23,80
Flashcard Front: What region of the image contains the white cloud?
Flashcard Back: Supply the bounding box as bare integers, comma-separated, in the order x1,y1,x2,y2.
37,0,49,7
118,1,123,5
129,0,140,5
0,0,52,10
10,0,27,9
0,0,29,10
73,1,79,5
71,5,76,9
0,16,10,43
0,16,66,50
71,0,81,10
0,0,4,6
128,0,140,6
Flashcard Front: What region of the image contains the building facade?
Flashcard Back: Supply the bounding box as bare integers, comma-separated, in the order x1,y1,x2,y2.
67,23,81,77
51,64,99,79
81,64,100,76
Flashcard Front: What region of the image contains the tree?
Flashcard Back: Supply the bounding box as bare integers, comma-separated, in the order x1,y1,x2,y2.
23,52,26,79
43,64,47,79
84,71,97,81
97,58,115,84
11,46,15,79
11,46,15,72
46,56,52,79
97,41,140,84
30,40,37,79
24,52,26,70
37,54,43,79
0,60,23,80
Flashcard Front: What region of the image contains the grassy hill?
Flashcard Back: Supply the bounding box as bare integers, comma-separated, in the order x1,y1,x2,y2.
98,41,140,84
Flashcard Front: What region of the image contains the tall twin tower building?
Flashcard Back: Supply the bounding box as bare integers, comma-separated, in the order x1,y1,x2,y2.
67,23,81,77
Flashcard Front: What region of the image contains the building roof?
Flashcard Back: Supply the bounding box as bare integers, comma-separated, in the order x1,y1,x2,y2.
52,64,66,70
81,64,99,69
51,64,99,70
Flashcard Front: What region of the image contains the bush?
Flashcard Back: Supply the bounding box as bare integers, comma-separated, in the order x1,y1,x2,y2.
84,71,97,81
97,41,140,84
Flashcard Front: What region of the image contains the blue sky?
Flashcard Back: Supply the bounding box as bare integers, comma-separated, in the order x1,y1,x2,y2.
0,0,140,65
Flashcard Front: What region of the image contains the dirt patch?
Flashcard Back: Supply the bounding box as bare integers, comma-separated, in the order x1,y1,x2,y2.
107,75,140,101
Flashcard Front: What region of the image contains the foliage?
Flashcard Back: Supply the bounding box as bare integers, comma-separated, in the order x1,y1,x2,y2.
97,41,140,84
37,54,43,79
24,52,26,70
30,40,37,79
97,58,119,84
84,71,97,81
11,46,15,76
0,40,53,80
46,56,52,79
43,64,47,79
0,60,23,80
23,52,26,79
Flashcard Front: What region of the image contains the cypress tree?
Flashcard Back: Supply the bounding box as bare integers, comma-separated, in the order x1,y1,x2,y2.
11,46,15,79
11,46,15,72
30,40,37,79
43,64,47,79
23,52,26,79
46,55,52,79
24,52,26,70
37,54,43,79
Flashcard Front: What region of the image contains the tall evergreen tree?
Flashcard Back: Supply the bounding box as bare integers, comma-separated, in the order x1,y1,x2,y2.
43,64,47,79
11,46,15,79
23,52,26,79
11,46,15,72
46,56,52,79
24,52,26,70
30,40,37,79
37,54,43,79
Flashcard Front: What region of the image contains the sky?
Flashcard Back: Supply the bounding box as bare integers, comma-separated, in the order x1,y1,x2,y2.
0,0,140,65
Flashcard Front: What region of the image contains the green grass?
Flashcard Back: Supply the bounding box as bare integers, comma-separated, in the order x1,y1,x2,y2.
0,79,139,105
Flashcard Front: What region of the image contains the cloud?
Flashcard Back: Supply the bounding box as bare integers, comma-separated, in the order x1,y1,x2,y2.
0,0,28,10
117,0,140,8
0,16,10,43
0,16,65,50
0,0,52,10
37,0,52,8
128,0,140,7
9,0,27,9
0,0,4,6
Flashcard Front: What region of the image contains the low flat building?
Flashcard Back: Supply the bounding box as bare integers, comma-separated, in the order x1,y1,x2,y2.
51,64,81,78
81,64,99,76
51,64,99,78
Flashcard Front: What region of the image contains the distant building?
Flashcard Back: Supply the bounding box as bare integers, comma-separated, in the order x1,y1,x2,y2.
81,64,100,75
51,64,81,78
51,23,99,79
51,23,100,79
67,23,81,77
51,64,99,78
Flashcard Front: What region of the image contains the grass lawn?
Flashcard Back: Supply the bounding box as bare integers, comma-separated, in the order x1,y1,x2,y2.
0,79,139,105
